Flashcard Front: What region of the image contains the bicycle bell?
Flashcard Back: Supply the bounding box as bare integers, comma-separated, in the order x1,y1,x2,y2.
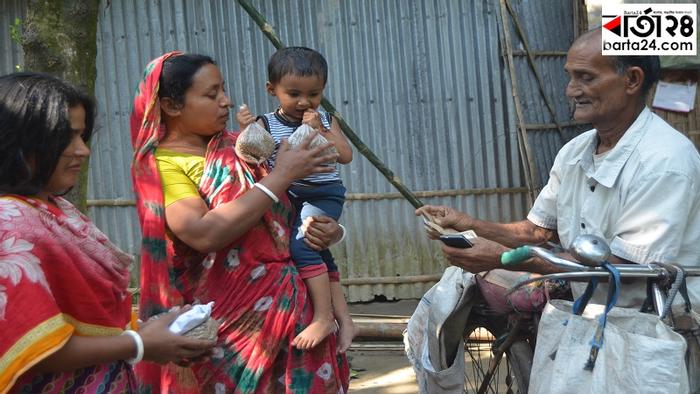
569,234,611,267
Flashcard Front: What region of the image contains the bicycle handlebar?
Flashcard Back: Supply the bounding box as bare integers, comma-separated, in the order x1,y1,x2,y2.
501,238,700,319
501,244,700,285
501,246,533,266
502,246,590,271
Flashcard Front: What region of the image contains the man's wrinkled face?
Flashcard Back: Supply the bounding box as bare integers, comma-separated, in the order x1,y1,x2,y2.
564,38,630,127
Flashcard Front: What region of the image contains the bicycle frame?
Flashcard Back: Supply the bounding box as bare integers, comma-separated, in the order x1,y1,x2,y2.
463,238,700,393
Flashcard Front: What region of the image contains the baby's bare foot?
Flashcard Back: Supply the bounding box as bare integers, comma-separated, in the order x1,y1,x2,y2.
336,318,359,353
292,317,337,350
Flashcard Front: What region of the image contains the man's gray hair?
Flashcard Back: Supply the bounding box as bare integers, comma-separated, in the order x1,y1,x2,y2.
574,28,661,96
609,55,660,96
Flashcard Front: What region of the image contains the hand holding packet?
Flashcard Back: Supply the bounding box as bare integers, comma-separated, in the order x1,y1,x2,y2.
169,302,214,335
439,233,475,248
421,213,477,248
421,213,456,235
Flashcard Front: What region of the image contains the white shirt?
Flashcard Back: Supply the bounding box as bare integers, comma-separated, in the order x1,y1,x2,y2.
528,108,700,307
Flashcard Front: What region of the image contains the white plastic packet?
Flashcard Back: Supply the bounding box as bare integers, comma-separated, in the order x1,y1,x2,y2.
168,301,214,335
287,123,338,163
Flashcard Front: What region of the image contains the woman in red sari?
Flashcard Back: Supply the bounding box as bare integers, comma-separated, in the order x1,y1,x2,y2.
131,52,350,393
0,73,214,393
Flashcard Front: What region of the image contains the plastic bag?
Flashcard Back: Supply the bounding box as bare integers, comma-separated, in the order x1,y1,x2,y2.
167,302,220,341
287,123,338,163
664,270,700,394
671,305,700,394
404,266,477,393
235,122,275,165
530,300,688,393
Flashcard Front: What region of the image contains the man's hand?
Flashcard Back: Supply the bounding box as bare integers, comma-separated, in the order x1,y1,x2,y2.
302,109,323,130
236,104,256,130
302,215,342,250
441,237,508,273
415,205,473,237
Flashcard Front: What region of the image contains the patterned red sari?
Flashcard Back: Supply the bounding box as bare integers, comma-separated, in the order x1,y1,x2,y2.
130,52,349,393
0,195,136,393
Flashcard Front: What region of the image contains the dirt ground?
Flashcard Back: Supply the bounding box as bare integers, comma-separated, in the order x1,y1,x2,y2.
347,300,420,393
348,348,418,393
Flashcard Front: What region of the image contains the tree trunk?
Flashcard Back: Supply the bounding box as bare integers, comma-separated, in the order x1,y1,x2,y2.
21,0,100,213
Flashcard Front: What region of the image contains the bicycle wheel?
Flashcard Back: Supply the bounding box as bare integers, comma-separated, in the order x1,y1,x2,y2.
463,323,533,394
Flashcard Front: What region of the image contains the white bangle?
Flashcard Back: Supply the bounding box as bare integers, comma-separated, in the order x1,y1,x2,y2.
122,329,144,365
253,183,279,203
335,224,347,245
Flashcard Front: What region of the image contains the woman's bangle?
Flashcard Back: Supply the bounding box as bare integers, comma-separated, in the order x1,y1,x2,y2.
253,183,279,203
335,224,347,245
122,329,144,365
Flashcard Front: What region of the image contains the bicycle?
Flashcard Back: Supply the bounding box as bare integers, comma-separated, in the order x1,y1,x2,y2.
462,234,700,394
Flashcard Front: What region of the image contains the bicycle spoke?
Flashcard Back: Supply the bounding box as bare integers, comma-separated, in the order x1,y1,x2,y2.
465,343,484,392
464,326,524,394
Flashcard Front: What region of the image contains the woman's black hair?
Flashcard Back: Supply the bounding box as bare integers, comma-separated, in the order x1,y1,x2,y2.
267,47,328,85
0,72,95,196
158,54,216,106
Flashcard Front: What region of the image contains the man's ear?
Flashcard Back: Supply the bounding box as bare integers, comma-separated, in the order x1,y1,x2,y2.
160,97,182,117
625,66,644,95
266,81,276,96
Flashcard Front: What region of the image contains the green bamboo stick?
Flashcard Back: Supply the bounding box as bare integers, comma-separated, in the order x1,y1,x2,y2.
236,0,424,209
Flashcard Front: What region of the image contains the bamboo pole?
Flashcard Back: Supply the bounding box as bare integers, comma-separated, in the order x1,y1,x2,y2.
127,273,442,300
512,50,567,57
353,320,406,339
499,0,538,203
573,0,589,38
349,343,406,350
346,187,527,201
573,0,582,39
525,121,588,130
505,0,566,144
236,0,424,209
86,199,136,207
86,187,528,207
505,0,567,144
340,274,441,286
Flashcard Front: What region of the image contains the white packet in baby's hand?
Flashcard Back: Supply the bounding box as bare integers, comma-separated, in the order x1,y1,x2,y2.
168,301,214,335
288,123,338,164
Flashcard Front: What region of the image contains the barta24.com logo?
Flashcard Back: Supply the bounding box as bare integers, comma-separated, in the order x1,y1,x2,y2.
602,3,696,56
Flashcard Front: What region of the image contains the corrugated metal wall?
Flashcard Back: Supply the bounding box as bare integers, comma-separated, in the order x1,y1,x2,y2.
328,0,527,301
504,0,589,190
0,0,581,302
0,0,24,73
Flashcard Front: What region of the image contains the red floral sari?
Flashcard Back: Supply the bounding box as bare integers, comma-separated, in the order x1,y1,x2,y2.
130,52,349,393
0,195,136,393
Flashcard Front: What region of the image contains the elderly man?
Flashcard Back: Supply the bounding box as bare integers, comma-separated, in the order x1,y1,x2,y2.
417,28,700,307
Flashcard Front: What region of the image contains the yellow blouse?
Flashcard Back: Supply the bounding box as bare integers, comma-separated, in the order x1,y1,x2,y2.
154,148,204,206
